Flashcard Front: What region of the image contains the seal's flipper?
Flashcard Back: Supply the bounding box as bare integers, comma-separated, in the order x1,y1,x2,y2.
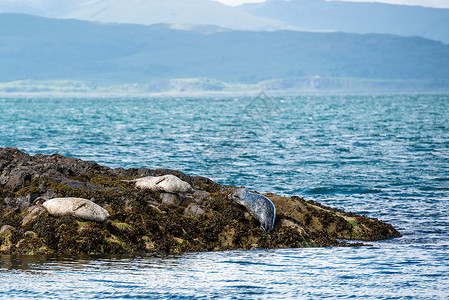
72,200,87,211
155,177,167,185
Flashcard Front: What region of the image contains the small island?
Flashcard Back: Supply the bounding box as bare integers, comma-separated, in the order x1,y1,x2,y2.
0,147,401,255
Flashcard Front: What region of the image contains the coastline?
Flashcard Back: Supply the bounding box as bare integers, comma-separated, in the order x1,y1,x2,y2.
1,77,448,99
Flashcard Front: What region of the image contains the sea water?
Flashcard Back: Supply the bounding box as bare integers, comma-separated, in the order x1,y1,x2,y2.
0,94,448,299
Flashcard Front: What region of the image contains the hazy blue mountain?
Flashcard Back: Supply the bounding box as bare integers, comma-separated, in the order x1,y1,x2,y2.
0,0,292,31
239,0,449,43
0,0,91,17
4,0,448,42
65,0,292,31
1,14,448,88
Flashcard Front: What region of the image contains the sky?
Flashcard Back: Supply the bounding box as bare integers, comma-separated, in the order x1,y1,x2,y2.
213,0,449,8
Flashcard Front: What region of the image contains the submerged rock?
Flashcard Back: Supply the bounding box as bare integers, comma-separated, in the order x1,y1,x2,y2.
0,147,402,255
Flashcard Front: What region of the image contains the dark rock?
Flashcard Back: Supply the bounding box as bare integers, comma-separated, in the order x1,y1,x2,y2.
160,193,182,208
0,147,109,191
26,193,39,204
0,174,8,186
60,180,98,191
3,197,14,206
4,167,36,190
191,190,210,203
0,225,14,235
15,196,29,212
0,225,15,253
42,189,58,199
21,206,45,226
137,168,153,176
184,204,205,216
4,195,30,212
112,167,126,176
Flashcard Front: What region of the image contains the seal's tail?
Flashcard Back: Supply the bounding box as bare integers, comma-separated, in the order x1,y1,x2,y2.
121,179,137,188
121,179,136,184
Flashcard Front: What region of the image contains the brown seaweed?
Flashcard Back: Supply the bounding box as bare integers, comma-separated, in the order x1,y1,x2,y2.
0,147,401,255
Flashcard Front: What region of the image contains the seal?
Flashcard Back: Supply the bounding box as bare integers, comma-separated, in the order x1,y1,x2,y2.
33,197,110,222
122,175,194,194
230,188,276,233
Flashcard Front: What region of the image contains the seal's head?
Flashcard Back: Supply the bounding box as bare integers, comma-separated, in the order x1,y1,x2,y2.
230,188,249,206
32,197,48,207
231,188,276,233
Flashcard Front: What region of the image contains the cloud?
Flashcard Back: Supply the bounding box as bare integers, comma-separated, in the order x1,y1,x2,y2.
328,0,449,9
212,0,265,7
214,0,449,8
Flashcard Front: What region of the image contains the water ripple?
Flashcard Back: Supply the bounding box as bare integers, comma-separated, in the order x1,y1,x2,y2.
1,94,449,299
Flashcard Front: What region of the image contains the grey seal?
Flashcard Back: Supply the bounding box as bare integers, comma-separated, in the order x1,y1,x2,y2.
122,175,194,194
230,188,276,233
33,197,110,222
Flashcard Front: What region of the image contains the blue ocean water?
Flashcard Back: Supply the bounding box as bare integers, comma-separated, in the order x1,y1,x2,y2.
0,94,448,299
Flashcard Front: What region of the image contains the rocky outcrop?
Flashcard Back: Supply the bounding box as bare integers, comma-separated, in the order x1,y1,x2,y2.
0,147,402,255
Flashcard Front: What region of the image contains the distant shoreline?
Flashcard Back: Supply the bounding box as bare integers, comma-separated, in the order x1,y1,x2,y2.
1,77,448,98
1,89,448,99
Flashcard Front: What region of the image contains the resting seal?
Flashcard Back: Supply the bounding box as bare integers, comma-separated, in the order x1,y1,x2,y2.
122,175,194,194
230,188,276,233
33,197,110,222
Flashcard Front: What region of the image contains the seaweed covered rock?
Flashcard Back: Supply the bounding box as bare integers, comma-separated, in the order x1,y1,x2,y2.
0,148,402,255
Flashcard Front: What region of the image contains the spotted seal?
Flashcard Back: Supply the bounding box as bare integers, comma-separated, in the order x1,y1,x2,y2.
33,197,110,222
122,175,194,194
230,188,276,232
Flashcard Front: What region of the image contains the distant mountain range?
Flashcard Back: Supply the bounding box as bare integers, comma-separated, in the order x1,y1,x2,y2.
1,0,449,43
240,0,449,43
1,13,448,93
0,0,292,31
0,0,85,17
1,1,449,93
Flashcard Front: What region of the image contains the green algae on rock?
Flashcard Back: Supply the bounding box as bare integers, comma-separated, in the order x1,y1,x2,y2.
0,148,402,255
